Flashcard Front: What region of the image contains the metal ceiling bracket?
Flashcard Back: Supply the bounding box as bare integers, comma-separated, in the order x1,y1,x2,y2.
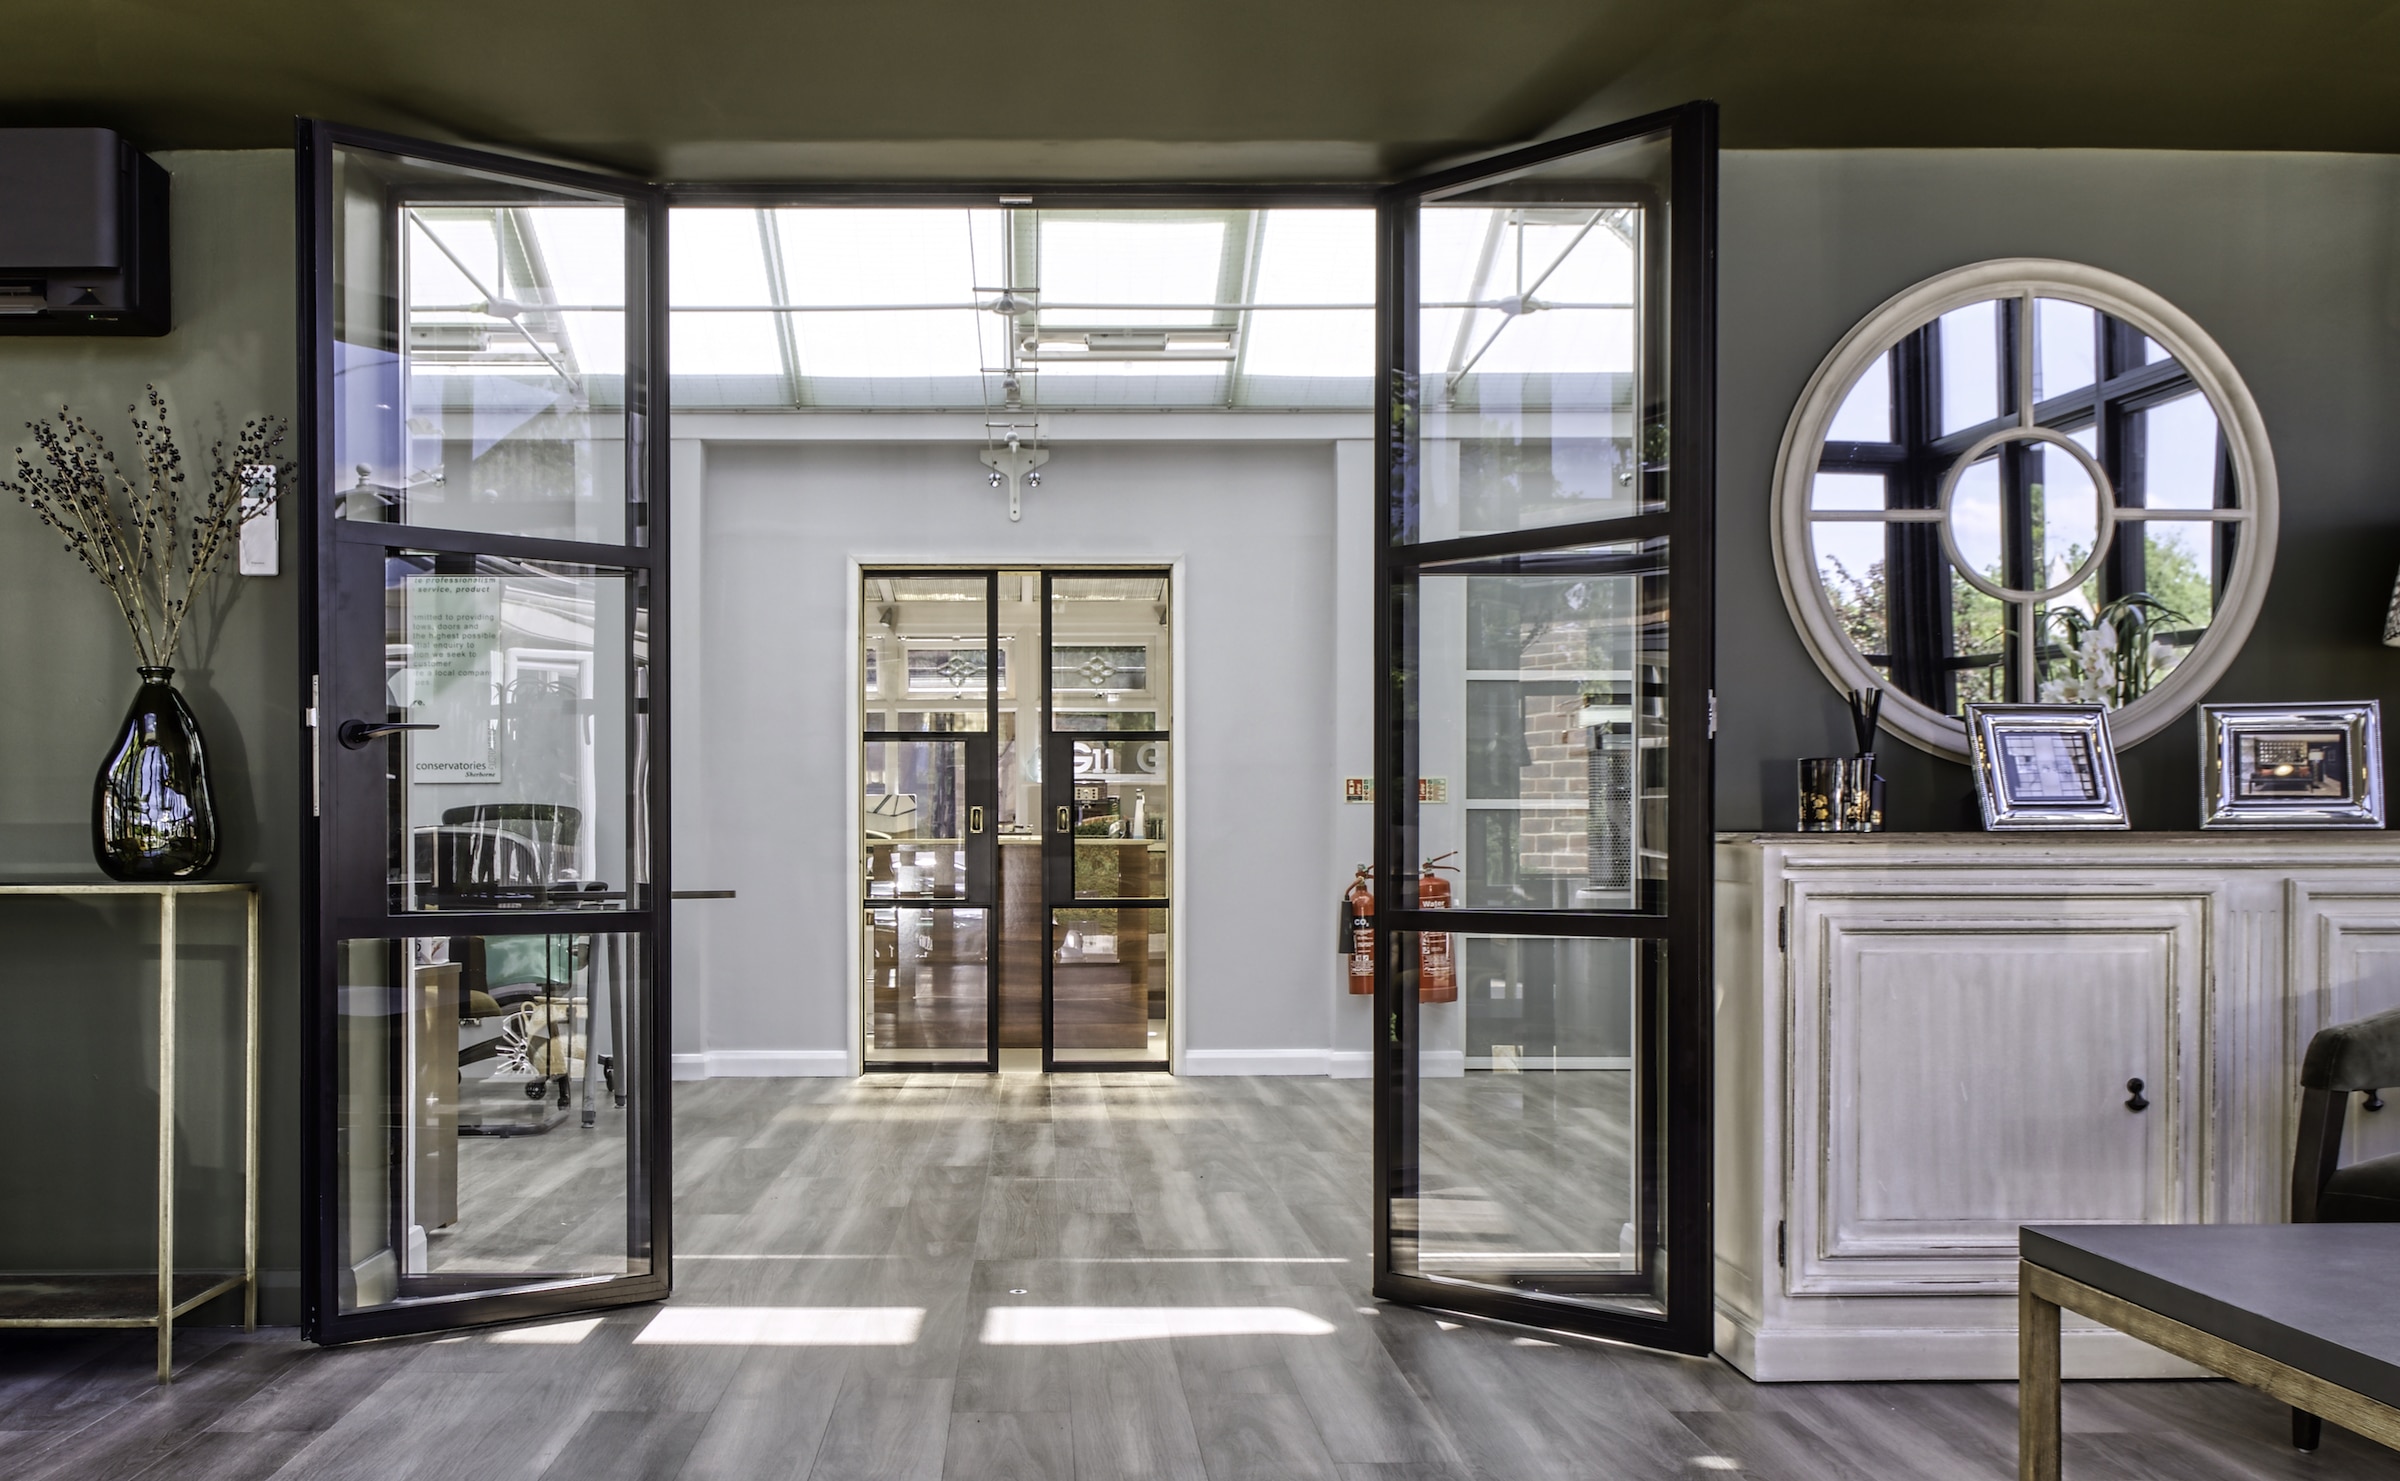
978,434,1049,521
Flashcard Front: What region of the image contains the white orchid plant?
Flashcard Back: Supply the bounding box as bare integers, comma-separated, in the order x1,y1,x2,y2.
2039,592,2187,710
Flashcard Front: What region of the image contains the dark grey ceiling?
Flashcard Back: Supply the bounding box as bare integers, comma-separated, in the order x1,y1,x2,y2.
11,0,2400,178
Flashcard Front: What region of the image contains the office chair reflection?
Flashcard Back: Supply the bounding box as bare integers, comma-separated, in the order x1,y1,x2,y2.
413,804,628,1136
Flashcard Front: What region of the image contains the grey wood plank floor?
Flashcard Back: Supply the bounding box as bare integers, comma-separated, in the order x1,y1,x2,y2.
4,1073,2398,1480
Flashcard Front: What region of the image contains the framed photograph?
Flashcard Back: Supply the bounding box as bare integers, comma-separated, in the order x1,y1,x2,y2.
2200,702,2384,828
1964,703,2131,830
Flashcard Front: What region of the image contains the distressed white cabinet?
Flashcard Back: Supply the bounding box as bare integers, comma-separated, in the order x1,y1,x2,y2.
1715,833,2400,1381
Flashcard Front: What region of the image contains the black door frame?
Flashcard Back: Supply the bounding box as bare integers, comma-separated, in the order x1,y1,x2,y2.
1369,102,1719,1353
296,118,673,1343
1039,566,1175,1074
860,566,1002,1074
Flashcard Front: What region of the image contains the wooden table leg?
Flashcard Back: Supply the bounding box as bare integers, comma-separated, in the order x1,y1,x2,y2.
2021,1268,2062,1481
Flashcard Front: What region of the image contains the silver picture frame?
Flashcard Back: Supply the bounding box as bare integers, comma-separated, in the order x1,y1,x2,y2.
2200,702,2384,828
1965,703,2131,830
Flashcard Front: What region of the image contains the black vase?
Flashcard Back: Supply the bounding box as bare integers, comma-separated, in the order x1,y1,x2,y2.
92,666,218,880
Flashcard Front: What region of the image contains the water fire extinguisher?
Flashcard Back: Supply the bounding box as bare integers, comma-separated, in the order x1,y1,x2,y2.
1340,866,1374,995
1418,852,1459,1003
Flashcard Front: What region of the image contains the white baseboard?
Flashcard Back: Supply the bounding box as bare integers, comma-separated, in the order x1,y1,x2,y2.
1328,1050,1372,1079
1180,1049,1333,1076
1713,1305,2210,1382
1419,1049,1465,1079
672,1050,852,1080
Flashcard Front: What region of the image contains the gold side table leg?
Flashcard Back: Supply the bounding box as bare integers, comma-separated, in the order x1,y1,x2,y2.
156,889,178,1383
2020,1268,2061,1481
243,888,259,1331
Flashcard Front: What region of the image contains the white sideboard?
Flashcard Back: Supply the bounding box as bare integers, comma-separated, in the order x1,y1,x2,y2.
1714,832,2400,1381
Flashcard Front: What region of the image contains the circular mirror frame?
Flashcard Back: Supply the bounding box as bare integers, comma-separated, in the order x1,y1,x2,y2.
1769,258,2280,760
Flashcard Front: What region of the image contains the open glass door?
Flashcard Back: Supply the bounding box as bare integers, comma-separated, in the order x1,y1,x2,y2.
1373,104,1716,1350
297,122,670,1340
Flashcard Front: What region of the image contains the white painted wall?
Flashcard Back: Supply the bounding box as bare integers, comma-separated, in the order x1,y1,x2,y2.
671,429,1375,1076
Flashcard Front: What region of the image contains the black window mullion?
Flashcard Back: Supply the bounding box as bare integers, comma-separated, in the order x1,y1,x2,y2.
1885,324,1952,712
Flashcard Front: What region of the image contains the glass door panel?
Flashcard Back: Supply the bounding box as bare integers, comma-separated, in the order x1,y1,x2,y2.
329,146,633,545
863,739,977,900
384,556,646,915
303,122,668,1344
862,908,995,1066
1417,542,1668,914
1377,105,1714,1353
335,930,648,1314
1042,571,1172,1070
862,570,998,1071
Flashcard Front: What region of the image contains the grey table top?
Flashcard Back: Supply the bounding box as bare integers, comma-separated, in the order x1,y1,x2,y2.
2022,1223,2400,1407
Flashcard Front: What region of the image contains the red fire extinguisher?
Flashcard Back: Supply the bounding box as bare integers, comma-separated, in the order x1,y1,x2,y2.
1418,852,1458,1003
1341,866,1375,995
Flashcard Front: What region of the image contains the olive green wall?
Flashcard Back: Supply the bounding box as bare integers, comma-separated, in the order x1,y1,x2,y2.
0,150,300,1322
1714,149,2400,832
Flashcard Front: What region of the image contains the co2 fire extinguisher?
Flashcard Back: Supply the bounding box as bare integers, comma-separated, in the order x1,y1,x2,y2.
1339,866,1376,995
1418,852,1459,1003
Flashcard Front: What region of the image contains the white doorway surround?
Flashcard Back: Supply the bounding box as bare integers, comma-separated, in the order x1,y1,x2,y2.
668,416,1379,1079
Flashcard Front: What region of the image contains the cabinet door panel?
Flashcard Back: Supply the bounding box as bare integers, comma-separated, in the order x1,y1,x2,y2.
2291,884,2400,1170
1788,886,2205,1294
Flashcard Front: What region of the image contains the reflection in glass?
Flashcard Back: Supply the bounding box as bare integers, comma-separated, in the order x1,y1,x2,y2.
1811,472,1884,511
1938,301,2002,434
2031,444,2100,588
1814,521,1888,661
1948,456,2004,583
861,575,992,734
863,908,990,1064
1825,353,1892,443
337,933,647,1313
385,558,645,914
1050,907,1168,1065
1408,135,1668,542
2133,391,2223,510
1071,740,1170,898
2034,298,2097,402
1400,935,1660,1313
333,146,632,543
864,742,969,899
1420,543,1667,913
1809,287,2242,720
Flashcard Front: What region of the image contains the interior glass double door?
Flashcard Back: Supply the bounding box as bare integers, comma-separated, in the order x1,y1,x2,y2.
862,569,1172,1072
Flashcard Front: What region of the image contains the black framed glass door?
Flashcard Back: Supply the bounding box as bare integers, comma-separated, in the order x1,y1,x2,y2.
1373,104,1716,1350
861,570,1000,1071
1040,570,1173,1072
298,121,671,1342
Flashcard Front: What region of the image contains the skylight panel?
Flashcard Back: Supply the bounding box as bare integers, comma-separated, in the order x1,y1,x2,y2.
776,208,989,305
1241,209,1372,379
1038,218,1225,327
669,208,782,378
521,207,624,307
407,213,494,308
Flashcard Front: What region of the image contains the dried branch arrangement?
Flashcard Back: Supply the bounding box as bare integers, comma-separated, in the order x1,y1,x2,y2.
5,386,290,671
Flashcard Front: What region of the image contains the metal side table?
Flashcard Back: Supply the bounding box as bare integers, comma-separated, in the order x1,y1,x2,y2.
0,883,259,1381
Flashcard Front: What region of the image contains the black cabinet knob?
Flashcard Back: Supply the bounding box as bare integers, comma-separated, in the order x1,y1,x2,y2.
2366,1089,2386,1113
2125,1078,2149,1112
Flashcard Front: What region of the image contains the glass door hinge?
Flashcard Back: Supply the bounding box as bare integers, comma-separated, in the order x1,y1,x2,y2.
1707,689,1717,739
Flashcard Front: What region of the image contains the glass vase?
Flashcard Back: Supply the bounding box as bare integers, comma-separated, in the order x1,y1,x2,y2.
92,665,218,880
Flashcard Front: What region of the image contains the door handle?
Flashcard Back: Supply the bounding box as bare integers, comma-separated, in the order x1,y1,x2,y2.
338,719,439,750
969,806,986,834
1055,805,1070,834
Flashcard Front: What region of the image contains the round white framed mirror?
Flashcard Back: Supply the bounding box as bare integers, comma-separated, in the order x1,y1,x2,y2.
1771,259,2279,759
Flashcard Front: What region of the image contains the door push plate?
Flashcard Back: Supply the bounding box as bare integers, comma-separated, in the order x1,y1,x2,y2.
1055,805,1071,834
969,805,986,834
